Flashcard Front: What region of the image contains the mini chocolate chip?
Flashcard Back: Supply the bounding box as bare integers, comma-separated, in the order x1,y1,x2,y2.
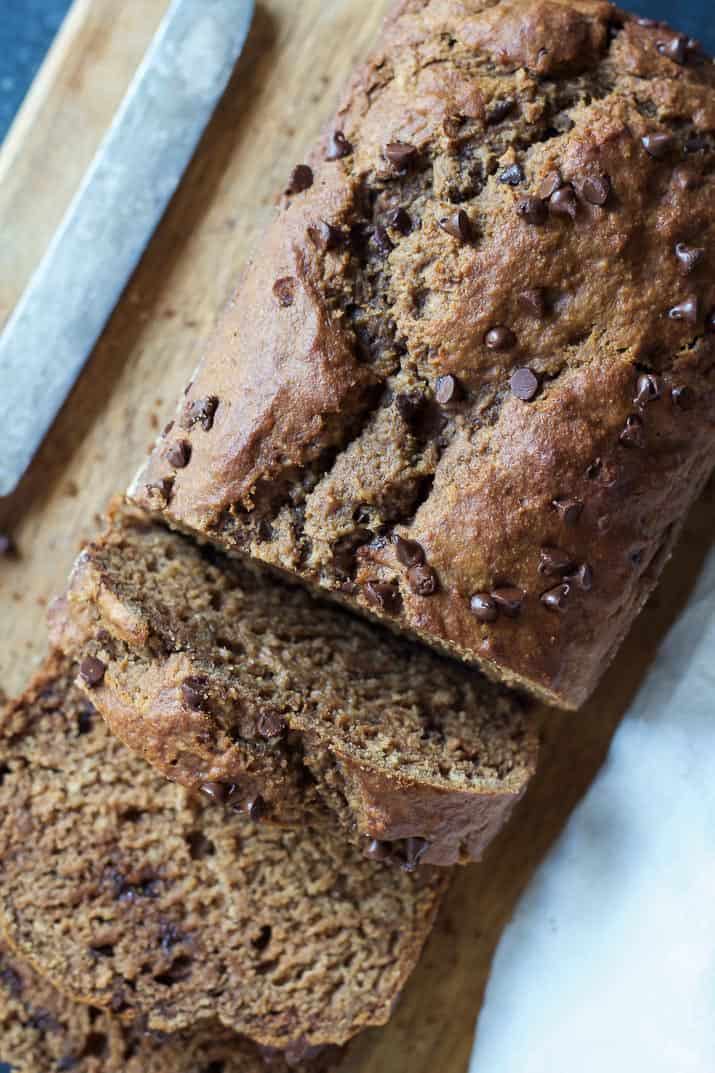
516,196,547,225
671,385,695,410
79,657,106,688
402,837,430,872
389,207,412,235
619,413,645,448
634,373,661,406
165,440,192,469
552,498,583,526
383,141,418,169
499,163,525,186
285,164,313,195
247,796,266,822
407,564,438,597
642,132,674,158
656,35,687,64
364,580,402,614
486,98,515,125
490,587,524,617
568,563,593,591
308,221,343,251
372,224,394,255
439,210,471,242
180,396,218,432
257,711,286,739
392,535,425,568
668,297,699,324
580,173,611,206
434,373,462,405
538,546,575,577
365,838,392,862
325,130,352,160
485,325,516,350
537,171,561,200
469,593,498,622
548,184,578,220
181,676,209,711
510,367,539,401
518,288,547,317
674,243,704,273
273,277,296,306
200,781,237,805
541,583,571,612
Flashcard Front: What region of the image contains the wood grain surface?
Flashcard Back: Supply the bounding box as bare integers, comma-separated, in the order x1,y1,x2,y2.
0,3,712,1071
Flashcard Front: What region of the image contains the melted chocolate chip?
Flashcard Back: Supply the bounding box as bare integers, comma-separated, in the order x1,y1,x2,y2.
257,711,286,739
552,498,583,526
364,580,402,614
538,546,575,577
365,838,392,862
541,583,571,612
656,34,687,64
434,373,462,405
307,221,343,252
181,676,210,711
490,587,524,617
580,173,611,206
518,288,547,317
642,132,674,158
634,373,661,406
516,196,547,225
200,781,238,806
325,130,353,160
548,184,578,220
273,276,296,307
439,210,471,242
499,163,525,186
79,657,106,688
509,367,539,401
165,440,192,469
383,141,418,169
486,98,515,125
389,207,412,235
668,297,699,324
247,796,266,822
392,535,425,568
407,564,438,597
180,396,219,432
485,325,516,350
285,164,313,195
619,413,645,448
674,243,704,274
469,592,498,622
402,837,430,872
671,385,695,410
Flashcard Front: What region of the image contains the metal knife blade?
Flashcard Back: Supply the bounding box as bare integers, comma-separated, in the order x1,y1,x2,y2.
0,0,254,497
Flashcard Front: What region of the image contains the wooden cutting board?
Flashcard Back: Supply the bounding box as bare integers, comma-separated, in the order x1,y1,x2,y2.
0,3,712,1070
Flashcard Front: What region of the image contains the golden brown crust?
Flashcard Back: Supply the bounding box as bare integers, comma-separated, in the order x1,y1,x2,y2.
130,0,715,707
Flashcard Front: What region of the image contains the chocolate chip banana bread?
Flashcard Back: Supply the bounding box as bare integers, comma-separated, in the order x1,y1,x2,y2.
0,943,320,1073
50,500,537,867
0,653,445,1048
130,0,715,709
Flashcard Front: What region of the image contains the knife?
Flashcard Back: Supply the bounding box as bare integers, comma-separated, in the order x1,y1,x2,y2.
0,0,254,497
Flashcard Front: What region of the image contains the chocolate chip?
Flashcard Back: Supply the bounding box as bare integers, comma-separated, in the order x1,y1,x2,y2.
434,373,462,405
439,210,471,242
247,796,266,822
656,35,687,64
516,196,547,225
181,676,210,711
634,373,661,406
548,184,578,220
485,325,516,350
180,395,218,432
619,413,645,448
257,711,286,739
402,837,430,872
79,656,106,688
165,440,192,469
486,98,515,125
509,367,539,401
671,385,694,410
540,583,571,612
308,221,343,251
285,164,313,195
537,171,561,200
490,587,524,617
365,838,392,862
585,457,602,480
389,207,412,235
568,563,593,591
641,132,674,158
392,535,425,568
668,297,699,324
273,277,296,307
383,141,418,169
469,593,498,622
685,135,709,154
200,782,238,806
518,288,547,318
407,564,438,597
372,224,394,255
538,546,575,577
552,498,583,526
499,163,525,186
674,243,704,274
325,130,352,160
580,173,611,206
364,580,402,614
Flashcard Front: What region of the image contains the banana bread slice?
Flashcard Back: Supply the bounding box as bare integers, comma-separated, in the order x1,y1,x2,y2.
0,942,325,1073
0,652,445,1048
130,0,715,710
50,500,538,868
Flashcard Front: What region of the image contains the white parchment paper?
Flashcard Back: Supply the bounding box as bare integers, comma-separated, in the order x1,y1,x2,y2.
470,545,715,1073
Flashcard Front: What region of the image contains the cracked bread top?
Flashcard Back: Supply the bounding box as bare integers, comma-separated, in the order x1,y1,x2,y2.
131,0,715,708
